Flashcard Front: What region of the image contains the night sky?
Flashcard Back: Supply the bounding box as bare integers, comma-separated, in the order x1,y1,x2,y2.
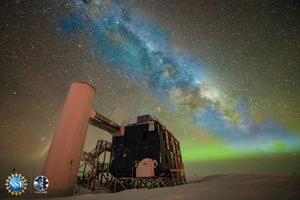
1,0,300,178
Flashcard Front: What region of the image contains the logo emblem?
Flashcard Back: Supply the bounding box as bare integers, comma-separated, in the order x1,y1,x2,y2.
34,175,49,193
5,173,28,196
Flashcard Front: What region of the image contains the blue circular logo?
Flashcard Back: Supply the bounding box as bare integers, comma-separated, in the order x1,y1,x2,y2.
34,175,49,192
5,173,27,196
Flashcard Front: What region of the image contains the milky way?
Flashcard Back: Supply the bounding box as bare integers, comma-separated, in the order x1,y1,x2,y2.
2,0,300,181
59,0,300,153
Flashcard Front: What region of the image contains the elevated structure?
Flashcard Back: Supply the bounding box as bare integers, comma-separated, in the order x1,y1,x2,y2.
42,82,185,196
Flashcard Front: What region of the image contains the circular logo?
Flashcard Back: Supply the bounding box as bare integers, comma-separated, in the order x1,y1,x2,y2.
34,175,49,192
5,173,28,196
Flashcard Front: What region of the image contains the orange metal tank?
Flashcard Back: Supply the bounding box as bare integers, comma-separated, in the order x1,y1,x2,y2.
42,82,95,196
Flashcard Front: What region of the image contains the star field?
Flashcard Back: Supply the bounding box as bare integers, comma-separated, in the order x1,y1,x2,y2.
0,0,300,178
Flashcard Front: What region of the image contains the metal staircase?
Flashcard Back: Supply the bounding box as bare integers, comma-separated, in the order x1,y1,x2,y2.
77,139,112,191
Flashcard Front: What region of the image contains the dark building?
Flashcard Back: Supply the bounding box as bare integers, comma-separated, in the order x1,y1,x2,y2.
110,115,185,180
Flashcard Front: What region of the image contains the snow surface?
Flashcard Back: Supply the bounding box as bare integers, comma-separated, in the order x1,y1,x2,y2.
46,174,300,200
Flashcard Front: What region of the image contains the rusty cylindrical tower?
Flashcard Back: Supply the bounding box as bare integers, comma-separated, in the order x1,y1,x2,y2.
42,82,95,196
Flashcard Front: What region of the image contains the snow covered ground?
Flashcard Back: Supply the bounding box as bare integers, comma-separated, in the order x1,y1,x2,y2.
45,174,300,200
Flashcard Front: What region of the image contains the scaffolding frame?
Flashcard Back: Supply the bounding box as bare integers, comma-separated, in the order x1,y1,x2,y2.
77,139,112,191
